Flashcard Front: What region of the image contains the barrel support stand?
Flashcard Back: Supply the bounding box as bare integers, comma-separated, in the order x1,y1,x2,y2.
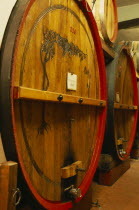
0,161,18,210
94,155,130,186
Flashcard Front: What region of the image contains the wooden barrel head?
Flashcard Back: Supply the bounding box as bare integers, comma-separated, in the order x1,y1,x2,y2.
104,44,138,161
91,0,118,44
0,0,106,209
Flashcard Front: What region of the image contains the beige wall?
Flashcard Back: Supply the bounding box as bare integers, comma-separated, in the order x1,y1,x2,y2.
0,0,17,45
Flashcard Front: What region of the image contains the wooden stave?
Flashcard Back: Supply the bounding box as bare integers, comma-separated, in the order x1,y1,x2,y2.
103,43,138,161
0,0,107,209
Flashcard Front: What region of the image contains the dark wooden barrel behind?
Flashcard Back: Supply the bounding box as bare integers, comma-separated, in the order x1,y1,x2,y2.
103,43,138,161
0,0,107,209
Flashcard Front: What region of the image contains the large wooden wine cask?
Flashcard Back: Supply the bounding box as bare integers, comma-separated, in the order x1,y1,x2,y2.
103,43,138,161
86,0,118,45
0,0,107,209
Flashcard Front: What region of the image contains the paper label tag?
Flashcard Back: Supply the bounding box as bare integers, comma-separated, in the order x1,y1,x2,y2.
67,73,77,91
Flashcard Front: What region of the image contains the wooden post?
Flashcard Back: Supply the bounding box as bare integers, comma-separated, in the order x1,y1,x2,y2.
0,161,18,210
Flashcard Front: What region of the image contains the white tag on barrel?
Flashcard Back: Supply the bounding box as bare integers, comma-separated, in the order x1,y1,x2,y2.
67,72,77,91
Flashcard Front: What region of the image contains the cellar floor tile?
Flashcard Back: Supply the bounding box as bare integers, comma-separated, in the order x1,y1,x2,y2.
91,159,139,210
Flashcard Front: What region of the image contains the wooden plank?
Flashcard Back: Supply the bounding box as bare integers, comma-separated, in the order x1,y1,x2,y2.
13,86,106,107
97,159,130,186
117,139,124,145
114,103,137,110
61,161,82,178
0,161,18,210
5,0,106,202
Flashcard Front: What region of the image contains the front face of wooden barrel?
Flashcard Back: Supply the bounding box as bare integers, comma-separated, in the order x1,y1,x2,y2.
114,49,138,160
0,0,106,209
92,0,118,44
104,0,116,41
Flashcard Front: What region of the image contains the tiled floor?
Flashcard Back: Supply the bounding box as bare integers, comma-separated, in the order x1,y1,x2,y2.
91,159,139,210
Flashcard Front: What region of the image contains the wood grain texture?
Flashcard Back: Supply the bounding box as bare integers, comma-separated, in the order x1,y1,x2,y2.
61,161,82,178
114,50,136,157
0,161,18,210
13,86,106,106
103,45,138,161
9,0,104,203
114,103,137,110
97,159,130,186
